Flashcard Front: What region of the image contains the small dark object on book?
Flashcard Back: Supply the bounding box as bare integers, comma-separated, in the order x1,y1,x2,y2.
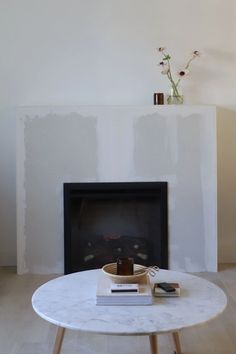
117,257,134,275
110,283,138,293
156,282,176,292
111,289,138,293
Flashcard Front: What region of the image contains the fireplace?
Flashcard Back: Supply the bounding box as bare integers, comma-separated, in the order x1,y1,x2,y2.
64,182,168,274
16,106,217,274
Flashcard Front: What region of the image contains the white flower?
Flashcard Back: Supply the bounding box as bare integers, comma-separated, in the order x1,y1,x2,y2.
193,50,200,57
161,67,169,75
178,69,189,77
156,47,201,94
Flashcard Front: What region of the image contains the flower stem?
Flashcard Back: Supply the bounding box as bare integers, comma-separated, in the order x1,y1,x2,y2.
160,50,196,93
162,50,180,96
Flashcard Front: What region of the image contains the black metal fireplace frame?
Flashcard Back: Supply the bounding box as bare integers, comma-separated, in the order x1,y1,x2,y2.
64,182,168,274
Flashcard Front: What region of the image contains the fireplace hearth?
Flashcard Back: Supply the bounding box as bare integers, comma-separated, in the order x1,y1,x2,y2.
64,182,168,274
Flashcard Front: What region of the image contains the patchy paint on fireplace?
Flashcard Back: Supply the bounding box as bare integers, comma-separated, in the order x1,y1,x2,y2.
16,105,217,274
23,112,98,273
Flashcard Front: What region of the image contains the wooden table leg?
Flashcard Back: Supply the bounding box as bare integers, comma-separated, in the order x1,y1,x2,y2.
149,334,158,354
172,331,183,354
53,327,65,354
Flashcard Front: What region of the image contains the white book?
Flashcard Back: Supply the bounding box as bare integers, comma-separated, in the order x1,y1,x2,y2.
96,274,152,306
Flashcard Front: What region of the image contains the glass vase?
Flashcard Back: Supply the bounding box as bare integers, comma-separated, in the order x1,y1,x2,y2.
167,86,184,105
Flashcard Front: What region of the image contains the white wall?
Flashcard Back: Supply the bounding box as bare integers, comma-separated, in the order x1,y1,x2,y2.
1,0,236,265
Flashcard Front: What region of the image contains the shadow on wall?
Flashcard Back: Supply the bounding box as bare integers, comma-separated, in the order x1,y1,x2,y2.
0,108,16,266
217,106,236,263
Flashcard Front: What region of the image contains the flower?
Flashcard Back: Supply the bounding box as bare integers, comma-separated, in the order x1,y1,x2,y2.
178,69,189,77
161,67,169,75
193,50,200,57
157,47,200,101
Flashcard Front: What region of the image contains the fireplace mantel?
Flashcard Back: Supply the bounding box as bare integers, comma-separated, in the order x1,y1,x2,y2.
16,105,217,274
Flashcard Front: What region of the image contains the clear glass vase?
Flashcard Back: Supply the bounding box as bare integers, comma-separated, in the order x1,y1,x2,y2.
167,86,184,105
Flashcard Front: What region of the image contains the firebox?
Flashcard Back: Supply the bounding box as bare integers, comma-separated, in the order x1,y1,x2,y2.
64,182,168,274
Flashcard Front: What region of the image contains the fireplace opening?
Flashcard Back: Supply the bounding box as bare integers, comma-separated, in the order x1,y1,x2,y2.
64,182,168,274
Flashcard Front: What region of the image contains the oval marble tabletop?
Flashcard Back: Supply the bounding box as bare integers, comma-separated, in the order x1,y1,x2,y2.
32,269,227,336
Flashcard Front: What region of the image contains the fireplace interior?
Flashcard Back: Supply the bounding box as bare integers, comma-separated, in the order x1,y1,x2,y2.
64,182,168,274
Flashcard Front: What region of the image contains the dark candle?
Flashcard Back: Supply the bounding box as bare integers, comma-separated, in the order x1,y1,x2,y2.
154,92,164,105
117,257,134,275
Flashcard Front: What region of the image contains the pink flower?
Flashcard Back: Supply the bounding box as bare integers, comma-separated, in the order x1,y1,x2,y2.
156,46,201,93
161,67,169,75
193,50,200,57
178,69,189,77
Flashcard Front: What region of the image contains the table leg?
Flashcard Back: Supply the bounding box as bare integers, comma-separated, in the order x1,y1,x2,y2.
53,326,65,354
172,331,183,354
149,334,158,354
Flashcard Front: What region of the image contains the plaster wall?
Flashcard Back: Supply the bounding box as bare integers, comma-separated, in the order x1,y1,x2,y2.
16,105,217,274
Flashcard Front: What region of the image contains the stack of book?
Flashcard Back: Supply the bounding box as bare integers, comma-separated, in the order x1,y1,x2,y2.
96,275,152,306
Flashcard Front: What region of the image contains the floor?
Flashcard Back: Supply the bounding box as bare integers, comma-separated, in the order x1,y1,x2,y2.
0,265,236,354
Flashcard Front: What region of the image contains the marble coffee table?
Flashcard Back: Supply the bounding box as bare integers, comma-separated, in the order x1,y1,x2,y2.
32,269,227,354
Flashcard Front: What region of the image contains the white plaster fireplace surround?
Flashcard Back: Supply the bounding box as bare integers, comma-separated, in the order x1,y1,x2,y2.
16,105,217,274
